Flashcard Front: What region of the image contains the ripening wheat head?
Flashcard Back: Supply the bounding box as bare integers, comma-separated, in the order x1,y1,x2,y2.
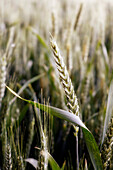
0,54,7,106
101,116,113,169
5,143,12,170
50,36,79,117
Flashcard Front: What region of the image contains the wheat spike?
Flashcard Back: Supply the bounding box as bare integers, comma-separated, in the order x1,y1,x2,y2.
50,36,80,117
74,3,83,31
51,11,57,38
101,117,113,170
17,155,25,170
82,73,91,105
0,53,7,108
5,143,12,170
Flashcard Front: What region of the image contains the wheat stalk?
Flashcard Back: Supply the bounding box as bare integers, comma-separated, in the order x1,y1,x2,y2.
30,85,49,170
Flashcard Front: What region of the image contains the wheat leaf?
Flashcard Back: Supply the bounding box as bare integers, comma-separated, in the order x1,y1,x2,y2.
41,150,61,170
25,158,38,169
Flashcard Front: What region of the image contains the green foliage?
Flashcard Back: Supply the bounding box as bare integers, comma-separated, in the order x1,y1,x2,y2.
6,85,103,169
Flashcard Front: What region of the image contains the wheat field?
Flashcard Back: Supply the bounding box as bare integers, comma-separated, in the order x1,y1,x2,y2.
0,0,113,169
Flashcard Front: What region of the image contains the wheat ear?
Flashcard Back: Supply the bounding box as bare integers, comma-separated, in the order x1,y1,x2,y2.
5,143,12,170
101,116,113,169
50,37,79,117
0,53,7,108
51,11,57,38
74,3,83,31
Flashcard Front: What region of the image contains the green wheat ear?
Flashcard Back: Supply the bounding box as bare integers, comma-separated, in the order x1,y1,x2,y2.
50,36,80,117
101,116,113,169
